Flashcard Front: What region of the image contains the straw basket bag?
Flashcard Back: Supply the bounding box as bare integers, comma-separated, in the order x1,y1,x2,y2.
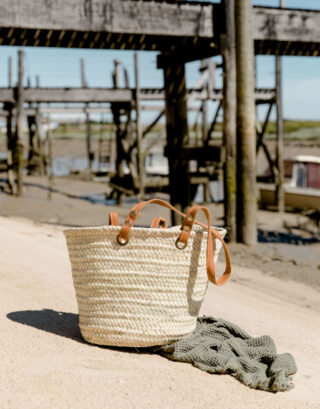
64,199,231,347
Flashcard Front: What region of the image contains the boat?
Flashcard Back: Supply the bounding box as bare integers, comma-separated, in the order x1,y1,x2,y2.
259,155,320,210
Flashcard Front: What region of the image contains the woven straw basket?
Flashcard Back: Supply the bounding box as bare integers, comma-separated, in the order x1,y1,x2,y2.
64,199,231,347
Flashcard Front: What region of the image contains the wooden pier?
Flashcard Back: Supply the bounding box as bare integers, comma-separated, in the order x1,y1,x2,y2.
0,0,319,243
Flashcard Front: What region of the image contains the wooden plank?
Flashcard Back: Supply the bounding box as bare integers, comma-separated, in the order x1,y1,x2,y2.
253,7,320,43
0,0,213,38
25,88,131,103
0,87,275,104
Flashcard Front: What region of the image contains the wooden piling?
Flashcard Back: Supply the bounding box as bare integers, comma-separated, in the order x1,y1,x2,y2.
134,53,145,198
47,114,54,200
14,49,25,197
80,58,93,170
208,59,215,100
162,57,190,224
27,114,35,171
6,56,15,194
275,0,285,213
8,56,12,87
200,60,207,146
222,0,237,241
235,0,257,245
6,104,15,194
112,60,125,205
35,107,45,176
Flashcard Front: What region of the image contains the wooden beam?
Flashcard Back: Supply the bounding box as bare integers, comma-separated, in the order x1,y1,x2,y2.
0,87,275,104
236,0,257,245
253,7,320,43
142,110,165,138
256,101,274,152
206,100,222,146
0,2,319,56
222,0,237,242
0,1,213,38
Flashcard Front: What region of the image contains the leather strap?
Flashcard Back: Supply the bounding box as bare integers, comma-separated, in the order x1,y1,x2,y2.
109,212,119,226
109,212,168,229
117,199,231,286
151,217,168,229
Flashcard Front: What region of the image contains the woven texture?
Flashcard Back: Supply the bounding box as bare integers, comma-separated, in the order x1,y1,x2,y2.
159,316,297,392
64,225,225,347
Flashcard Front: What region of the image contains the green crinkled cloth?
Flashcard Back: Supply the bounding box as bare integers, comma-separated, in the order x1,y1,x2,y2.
158,316,297,392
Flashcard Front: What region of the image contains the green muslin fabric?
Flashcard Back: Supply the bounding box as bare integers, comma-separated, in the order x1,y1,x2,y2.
158,316,297,392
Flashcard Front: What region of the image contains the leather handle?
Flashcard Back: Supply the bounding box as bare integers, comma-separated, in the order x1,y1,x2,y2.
177,205,231,286
109,212,119,226
151,217,168,229
109,212,167,229
117,199,231,286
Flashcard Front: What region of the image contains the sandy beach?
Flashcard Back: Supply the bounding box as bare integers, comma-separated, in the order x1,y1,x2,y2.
0,200,319,408
0,139,319,408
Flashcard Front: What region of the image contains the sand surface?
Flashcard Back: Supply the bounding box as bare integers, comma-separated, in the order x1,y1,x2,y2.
1,215,319,409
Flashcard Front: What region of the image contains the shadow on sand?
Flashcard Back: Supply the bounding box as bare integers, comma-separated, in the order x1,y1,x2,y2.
7,309,85,344
258,228,320,245
6,309,157,354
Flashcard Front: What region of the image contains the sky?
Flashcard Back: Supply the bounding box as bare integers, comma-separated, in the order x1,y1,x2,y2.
0,0,319,123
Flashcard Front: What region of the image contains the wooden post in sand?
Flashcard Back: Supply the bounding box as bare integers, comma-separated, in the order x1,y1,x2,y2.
14,49,25,197
6,56,15,194
47,114,54,200
200,60,208,146
162,57,190,224
35,107,46,176
235,0,257,245
134,53,145,198
112,59,125,205
275,0,285,213
80,58,93,170
222,0,237,242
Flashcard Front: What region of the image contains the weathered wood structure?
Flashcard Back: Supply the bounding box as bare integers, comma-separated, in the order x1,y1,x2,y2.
0,0,319,243
0,52,275,204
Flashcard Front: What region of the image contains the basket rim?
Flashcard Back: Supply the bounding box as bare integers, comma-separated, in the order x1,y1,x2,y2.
63,224,226,237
